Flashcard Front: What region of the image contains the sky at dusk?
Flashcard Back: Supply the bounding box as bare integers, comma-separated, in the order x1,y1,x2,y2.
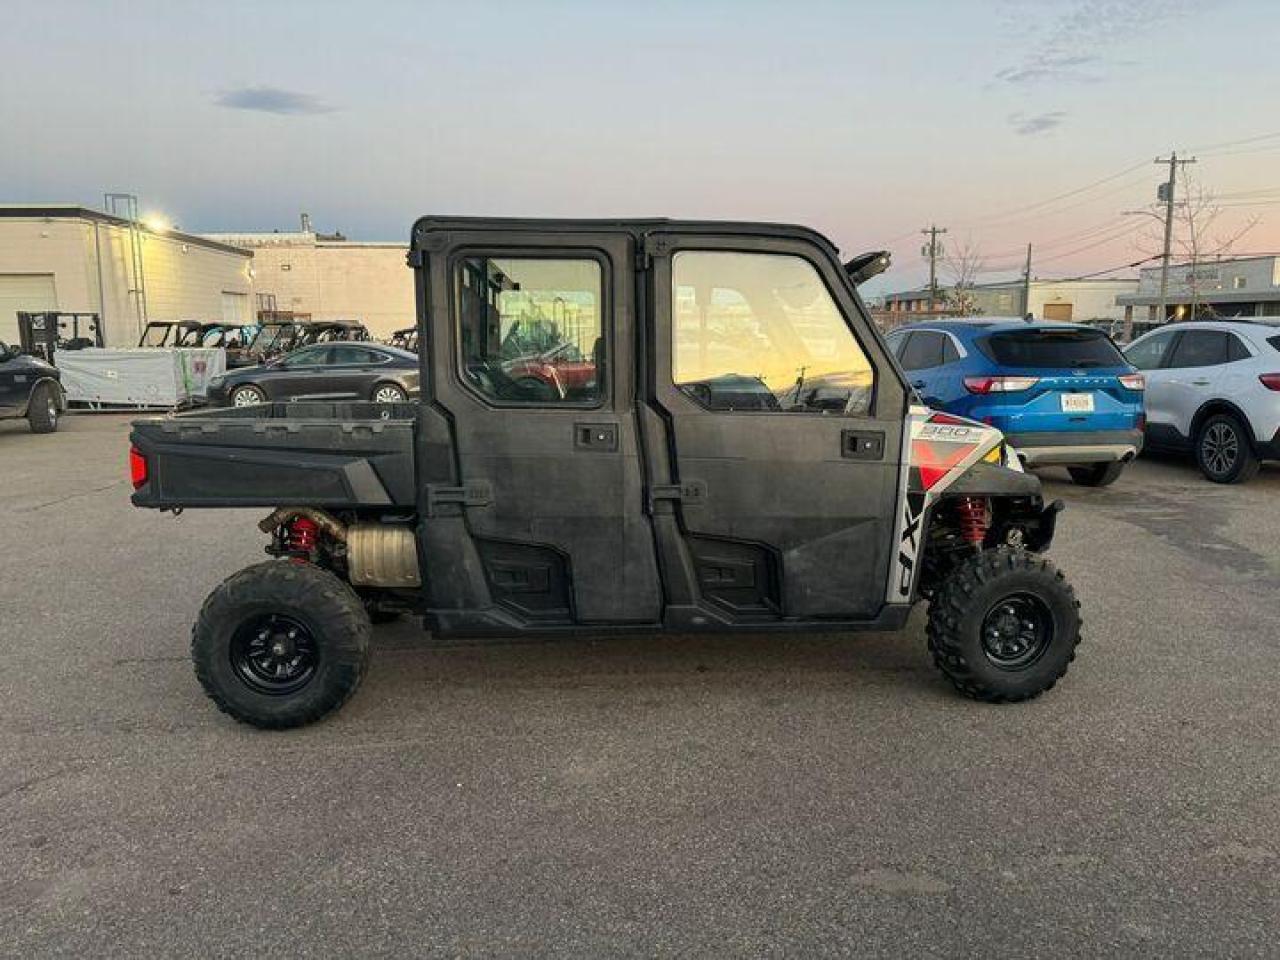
3,0,1279,295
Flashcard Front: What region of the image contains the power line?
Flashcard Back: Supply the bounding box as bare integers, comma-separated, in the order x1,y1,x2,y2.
969,159,1150,225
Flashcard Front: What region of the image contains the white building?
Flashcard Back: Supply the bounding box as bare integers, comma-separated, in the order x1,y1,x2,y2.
0,205,253,348
1116,256,1280,322
880,278,1137,324
204,224,414,338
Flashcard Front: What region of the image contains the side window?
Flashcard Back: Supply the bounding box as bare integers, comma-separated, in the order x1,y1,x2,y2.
455,257,604,405
330,346,381,365
1226,334,1251,362
286,346,331,367
899,331,944,371
671,251,874,415
1167,331,1228,368
885,331,909,360
942,335,961,364
1124,331,1175,370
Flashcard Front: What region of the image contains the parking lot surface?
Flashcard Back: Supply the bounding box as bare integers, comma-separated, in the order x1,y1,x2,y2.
2,414,1278,957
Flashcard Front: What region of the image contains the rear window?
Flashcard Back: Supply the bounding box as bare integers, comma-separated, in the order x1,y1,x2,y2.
1269,334,1280,351
978,328,1125,368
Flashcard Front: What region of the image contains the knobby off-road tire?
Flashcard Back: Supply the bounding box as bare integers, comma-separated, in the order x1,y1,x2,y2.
192,561,372,729
927,547,1081,703
27,382,59,434
1067,461,1125,487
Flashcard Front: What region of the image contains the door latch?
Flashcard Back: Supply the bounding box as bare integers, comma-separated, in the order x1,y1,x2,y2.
841,429,885,461
574,422,618,452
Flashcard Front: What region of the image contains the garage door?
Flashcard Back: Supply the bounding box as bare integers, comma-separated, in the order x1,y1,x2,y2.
0,274,58,346
1043,302,1074,321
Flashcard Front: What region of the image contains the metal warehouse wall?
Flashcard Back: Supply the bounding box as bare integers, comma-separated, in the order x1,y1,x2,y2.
0,215,252,347
243,241,415,338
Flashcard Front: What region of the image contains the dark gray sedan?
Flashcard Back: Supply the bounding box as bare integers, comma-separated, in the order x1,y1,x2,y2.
207,343,420,408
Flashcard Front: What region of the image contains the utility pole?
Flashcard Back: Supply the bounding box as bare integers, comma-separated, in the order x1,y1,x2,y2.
1021,243,1033,320
1155,152,1196,325
921,225,947,313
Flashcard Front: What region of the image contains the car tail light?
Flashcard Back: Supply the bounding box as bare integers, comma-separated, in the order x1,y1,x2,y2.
963,376,1039,394
129,445,148,490
1119,373,1145,391
1259,373,1280,391
1136,413,1146,431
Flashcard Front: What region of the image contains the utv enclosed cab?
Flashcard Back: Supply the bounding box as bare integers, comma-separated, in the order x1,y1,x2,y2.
130,217,1077,729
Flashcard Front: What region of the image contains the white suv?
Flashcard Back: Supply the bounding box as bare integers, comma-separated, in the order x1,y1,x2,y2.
1124,321,1280,483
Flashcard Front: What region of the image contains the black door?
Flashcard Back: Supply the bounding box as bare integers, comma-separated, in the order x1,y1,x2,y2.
644,233,909,623
0,356,24,415
416,224,661,626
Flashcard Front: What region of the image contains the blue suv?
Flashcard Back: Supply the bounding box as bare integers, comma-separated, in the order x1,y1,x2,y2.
886,319,1145,486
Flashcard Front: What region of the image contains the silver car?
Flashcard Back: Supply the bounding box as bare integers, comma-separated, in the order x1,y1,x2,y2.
1124,321,1280,483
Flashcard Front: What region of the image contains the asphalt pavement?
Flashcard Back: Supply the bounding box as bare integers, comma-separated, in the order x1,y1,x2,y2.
1,413,1277,957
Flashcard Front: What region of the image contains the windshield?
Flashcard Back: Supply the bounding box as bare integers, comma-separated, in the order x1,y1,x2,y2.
978,328,1126,368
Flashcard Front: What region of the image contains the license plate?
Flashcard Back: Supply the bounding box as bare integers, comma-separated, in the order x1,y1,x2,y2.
1061,392,1094,413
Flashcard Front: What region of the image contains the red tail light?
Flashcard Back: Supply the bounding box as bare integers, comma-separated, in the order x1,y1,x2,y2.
1119,373,1145,391
129,446,148,490
1259,373,1280,391
963,376,1039,395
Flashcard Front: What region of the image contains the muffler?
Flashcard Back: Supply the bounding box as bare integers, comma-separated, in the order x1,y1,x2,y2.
347,524,421,588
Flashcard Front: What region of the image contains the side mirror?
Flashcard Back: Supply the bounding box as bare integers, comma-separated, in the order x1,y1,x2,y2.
844,250,892,287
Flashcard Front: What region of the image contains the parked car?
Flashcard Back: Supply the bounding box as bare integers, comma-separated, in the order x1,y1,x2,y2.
501,340,599,400
886,319,1145,486
389,327,418,353
1123,320,1280,483
206,342,420,407
0,341,65,433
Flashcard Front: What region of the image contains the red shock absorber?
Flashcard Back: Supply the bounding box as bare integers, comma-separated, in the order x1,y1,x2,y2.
955,497,990,548
284,516,319,557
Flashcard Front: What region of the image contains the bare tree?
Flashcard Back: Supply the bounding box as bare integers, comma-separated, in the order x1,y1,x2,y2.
942,239,986,317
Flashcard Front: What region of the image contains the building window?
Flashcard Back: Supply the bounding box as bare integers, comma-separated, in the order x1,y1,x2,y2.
1234,276,1247,289
281,263,292,271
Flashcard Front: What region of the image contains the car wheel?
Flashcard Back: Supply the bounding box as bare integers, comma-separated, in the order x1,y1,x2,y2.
27,382,59,434
1067,461,1125,487
927,547,1081,703
191,561,372,729
230,384,267,407
1195,413,1260,484
372,383,408,404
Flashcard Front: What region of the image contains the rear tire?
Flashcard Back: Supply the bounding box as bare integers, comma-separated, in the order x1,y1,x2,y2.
1195,413,1259,484
1067,461,1125,487
927,547,1081,703
371,383,408,404
230,384,267,408
192,561,372,729
27,383,59,434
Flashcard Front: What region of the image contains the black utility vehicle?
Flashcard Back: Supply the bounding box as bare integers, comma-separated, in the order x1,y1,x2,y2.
130,217,1080,729
0,341,65,433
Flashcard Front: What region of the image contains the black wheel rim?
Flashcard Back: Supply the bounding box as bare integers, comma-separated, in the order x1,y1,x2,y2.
1201,422,1238,476
981,593,1053,670
229,613,319,695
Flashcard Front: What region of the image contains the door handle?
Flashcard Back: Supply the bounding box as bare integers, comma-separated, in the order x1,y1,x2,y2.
573,422,618,452
1191,379,1211,386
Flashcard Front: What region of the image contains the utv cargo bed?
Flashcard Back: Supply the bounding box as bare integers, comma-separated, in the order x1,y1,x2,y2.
129,402,416,509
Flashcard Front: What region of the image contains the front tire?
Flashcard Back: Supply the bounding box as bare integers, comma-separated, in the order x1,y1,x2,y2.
192,561,372,729
927,547,1081,703
1067,461,1125,487
27,383,59,434
1195,413,1260,484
